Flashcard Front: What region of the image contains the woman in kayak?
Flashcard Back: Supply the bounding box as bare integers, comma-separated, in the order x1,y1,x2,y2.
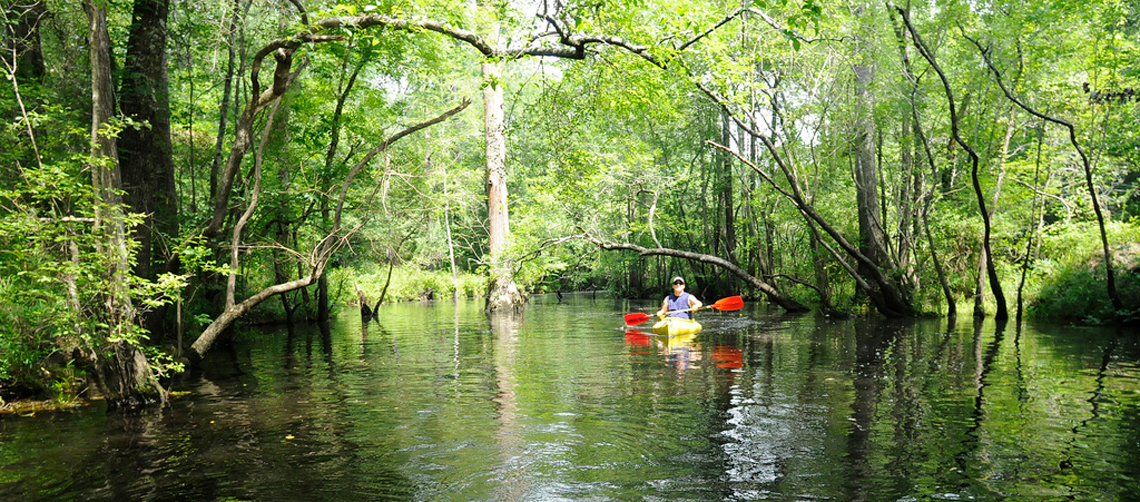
656,276,703,319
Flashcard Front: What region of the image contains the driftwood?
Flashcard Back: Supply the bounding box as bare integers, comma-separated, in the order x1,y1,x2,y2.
580,233,809,313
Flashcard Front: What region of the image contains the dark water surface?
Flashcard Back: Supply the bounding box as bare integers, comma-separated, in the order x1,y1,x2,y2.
2,295,1139,501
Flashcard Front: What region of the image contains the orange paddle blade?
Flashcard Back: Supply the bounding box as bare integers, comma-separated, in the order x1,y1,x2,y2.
709,295,744,311
624,312,653,325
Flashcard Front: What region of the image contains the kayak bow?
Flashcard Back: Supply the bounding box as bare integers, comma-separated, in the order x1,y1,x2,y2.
651,317,703,336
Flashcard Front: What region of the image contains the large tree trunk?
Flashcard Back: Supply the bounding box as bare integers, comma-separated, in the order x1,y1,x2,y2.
119,0,176,335
82,0,166,407
483,60,525,311
851,5,891,273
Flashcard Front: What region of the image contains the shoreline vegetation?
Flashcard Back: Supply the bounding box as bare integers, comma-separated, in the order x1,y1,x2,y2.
0,397,94,416
3,242,1136,411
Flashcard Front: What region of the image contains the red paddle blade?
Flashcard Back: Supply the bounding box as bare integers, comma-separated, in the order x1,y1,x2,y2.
624,312,652,325
711,296,744,311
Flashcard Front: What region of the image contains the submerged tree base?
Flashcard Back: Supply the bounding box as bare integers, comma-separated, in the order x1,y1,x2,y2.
485,275,527,312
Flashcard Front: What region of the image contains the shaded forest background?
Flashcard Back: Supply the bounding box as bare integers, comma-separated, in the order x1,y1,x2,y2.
2,0,1138,405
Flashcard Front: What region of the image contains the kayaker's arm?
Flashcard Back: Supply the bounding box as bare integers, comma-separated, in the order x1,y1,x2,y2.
656,298,669,317
689,296,703,310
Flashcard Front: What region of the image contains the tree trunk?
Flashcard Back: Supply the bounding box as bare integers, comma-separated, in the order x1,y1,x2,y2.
442,155,459,300
851,5,891,273
973,244,988,317
119,0,176,336
483,60,525,311
6,0,47,81
896,115,915,275
722,109,737,264
274,221,296,323
973,108,1014,317
82,0,166,407
210,0,240,200
923,211,956,316
1017,123,1048,321
809,226,833,309
378,247,397,305
896,8,1007,320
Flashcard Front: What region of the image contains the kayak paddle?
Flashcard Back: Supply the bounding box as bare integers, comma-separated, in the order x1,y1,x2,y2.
623,295,744,326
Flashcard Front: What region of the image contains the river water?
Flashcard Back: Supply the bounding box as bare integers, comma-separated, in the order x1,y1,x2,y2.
2,294,1138,501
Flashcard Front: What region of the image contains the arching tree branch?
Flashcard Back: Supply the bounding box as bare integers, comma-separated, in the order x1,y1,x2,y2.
579,232,809,313
190,99,471,362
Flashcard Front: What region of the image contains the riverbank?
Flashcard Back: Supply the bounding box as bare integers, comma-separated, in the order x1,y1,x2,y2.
0,397,93,416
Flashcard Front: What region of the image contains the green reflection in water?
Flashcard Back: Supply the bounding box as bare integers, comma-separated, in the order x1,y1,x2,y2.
1,296,1138,501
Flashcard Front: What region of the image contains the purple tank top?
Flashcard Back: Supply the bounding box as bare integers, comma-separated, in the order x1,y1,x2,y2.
666,292,692,319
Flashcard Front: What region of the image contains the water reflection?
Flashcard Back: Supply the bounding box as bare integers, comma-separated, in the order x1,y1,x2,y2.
712,345,744,369
489,310,527,501
718,314,1140,501
2,301,1139,501
623,328,651,351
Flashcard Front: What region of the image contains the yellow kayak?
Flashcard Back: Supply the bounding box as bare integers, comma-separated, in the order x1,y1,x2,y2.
652,317,703,336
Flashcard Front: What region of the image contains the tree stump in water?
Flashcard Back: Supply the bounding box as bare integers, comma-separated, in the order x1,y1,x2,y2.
356,284,378,320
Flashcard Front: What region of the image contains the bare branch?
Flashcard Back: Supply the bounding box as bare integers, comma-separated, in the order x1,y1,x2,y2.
675,7,748,52
578,231,809,313
286,0,308,27
334,98,473,230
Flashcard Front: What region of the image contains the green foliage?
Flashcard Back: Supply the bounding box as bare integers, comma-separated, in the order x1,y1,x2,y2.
0,154,186,393
0,168,87,388
333,264,487,304
1028,222,1140,323
141,346,186,379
